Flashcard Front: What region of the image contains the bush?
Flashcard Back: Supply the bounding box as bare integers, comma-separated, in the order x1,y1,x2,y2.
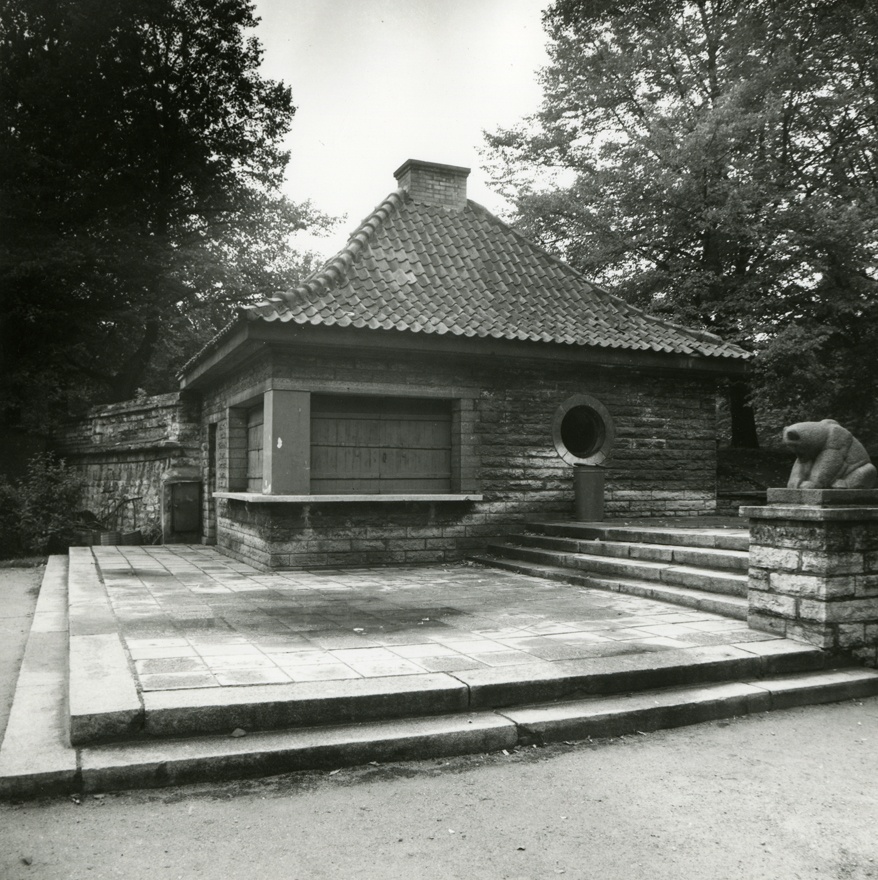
0,453,84,557
0,477,23,557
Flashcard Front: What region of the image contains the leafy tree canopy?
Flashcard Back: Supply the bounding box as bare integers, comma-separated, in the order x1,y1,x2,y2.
485,0,878,444
1,0,333,429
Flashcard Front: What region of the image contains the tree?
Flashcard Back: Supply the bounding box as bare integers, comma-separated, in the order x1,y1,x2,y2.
0,0,331,429
485,0,878,445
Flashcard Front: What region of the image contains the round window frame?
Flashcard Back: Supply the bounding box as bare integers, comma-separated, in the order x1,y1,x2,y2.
551,394,615,466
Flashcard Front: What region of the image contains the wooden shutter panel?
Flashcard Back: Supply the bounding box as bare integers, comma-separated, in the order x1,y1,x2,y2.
310,395,451,494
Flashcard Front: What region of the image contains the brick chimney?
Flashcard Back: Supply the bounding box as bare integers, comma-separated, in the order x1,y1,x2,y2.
393,159,470,211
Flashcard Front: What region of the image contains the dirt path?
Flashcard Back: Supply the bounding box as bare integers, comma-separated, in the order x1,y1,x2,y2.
1,697,876,880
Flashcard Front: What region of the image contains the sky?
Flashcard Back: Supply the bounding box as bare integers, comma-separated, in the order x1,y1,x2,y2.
252,0,553,256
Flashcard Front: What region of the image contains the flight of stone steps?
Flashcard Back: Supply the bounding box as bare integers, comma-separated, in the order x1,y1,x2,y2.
471,521,750,620
4,543,878,798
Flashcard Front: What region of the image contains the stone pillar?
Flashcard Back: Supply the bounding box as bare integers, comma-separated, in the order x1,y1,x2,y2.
741,489,878,667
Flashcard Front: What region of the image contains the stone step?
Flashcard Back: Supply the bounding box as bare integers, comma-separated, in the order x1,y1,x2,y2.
485,543,748,597
160,638,825,731
527,521,750,552
72,631,818,743
504,667,878,744
78,712,515,793
6,556,875,797
518,533,748,572
10,667,877,796
471,554,748,619
67,547,141,745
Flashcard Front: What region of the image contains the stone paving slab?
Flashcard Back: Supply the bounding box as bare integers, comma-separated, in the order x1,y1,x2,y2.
67,548,142,744
6,545,878,797
58,544,789,742
95,545,774,702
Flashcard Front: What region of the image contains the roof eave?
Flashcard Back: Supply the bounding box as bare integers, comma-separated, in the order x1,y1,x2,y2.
178,314,256,391
243,321,750,377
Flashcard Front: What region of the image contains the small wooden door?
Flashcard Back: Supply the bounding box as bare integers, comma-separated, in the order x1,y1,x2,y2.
310,395,451,494
171,482,200,532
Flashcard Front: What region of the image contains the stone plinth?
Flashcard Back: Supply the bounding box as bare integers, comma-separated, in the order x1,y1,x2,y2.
740,490,878,667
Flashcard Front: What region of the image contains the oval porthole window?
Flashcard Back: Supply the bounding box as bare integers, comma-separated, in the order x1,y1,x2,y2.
552,394,615,466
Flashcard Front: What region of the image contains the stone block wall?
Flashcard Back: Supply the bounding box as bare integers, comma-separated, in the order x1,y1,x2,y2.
201,345,720,569
745,491,878,667
55,393,201,534
219,499,484,570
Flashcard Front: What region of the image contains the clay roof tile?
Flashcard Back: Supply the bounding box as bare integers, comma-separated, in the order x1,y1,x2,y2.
236,188,748,364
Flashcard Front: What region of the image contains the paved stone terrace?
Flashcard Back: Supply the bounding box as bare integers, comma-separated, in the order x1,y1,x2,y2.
94,546,774,695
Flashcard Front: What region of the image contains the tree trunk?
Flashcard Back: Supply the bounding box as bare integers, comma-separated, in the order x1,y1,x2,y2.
729,379,759,448
107,320,160,402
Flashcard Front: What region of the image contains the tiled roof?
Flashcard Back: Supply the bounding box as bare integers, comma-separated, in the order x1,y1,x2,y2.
247,191,749,361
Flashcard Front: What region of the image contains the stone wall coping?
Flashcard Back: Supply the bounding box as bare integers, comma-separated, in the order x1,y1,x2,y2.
215,492,484,504
83,392,183,417
767,488,878,506
741,504,878,521
57,440,190,456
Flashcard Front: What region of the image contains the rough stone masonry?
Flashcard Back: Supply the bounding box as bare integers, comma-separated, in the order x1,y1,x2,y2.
743,488,878,667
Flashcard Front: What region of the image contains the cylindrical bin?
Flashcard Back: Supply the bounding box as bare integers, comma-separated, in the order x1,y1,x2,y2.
573,465,605,521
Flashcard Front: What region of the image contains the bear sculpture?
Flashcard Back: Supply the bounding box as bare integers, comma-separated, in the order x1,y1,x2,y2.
783,419,877,490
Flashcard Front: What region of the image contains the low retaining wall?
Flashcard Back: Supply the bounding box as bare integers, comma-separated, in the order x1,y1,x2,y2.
55,393,201,536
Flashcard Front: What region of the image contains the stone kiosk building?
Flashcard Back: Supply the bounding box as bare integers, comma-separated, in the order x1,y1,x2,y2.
180,160,749,570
